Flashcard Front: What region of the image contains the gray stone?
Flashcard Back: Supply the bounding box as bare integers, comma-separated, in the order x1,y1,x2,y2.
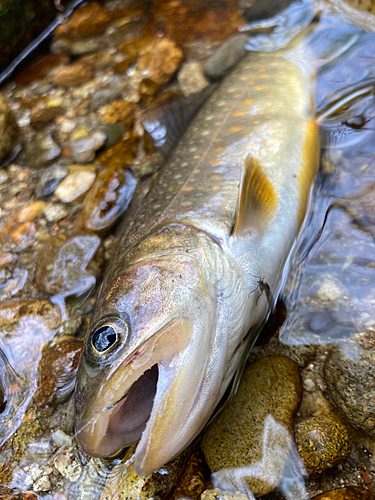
205,35,248,80
178,60,209,96
70,131,106,163
35,163,68,198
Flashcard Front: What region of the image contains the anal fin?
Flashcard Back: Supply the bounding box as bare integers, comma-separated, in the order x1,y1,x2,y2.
231,156,278,237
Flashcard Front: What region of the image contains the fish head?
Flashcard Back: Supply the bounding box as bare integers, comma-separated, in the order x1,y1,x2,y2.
75,244,220,475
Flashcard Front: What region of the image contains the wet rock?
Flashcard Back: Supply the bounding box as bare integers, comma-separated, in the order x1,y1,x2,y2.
178,61,209,96
11,222,36,247
0,93,19,163
53,62,93,88
76,166,136,233
91,89,122,110
0,168,8,183
294,415,352,474
201,490,248,500
101,123,126,148
170,452,206,500
43,203,68,223
53,449,82,482
15,201,46,223
70,131,106,163
138,38,184,85
0,252,17,266
35,163,68,198
205,35,248,80
100,444,190,500
324,345,375,437
0,267,27,299
139,78,160,107
16,53,69,86
311,486,375,499
28,133,61,166
12,416,48,461
35,231,102,298
54,2,111,39
201,356,302,497
100,100,136,128
0,299,61,330
34,339,83,408
51,37,100,56
96,132,139,168
119,36,155,58
55,166,96,202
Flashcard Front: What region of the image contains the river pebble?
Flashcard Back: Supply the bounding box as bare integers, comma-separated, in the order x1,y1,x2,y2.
100,100,136,128
54,2,111,40
35,163,68,198
91,89,122,110
324,344,375,438
0,299,61,330
55,166,96,202
0,267,28,300
201,489,248,500
53,63,94,88
43,203,69,223
205,35,248,80
201,356,302,496
69,131,106,163
34,339,83,408
294,415,352,474
11,222,36,247
35,231,102,298
170,452,206,500
138,38,184,85
15,201,46,223
178,61,210,96
0,93,19,163
76,166,136,233
100,445,190,500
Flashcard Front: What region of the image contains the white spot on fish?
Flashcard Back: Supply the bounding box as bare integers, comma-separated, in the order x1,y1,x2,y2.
190,146,198,152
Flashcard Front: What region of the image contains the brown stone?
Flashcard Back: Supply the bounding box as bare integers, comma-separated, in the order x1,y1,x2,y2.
95,132,139,168
54,2,111,39
0,300,61,331
138,38,184,85
15,54,69,86
53,63,93,88
30,105,65,128
312,486,375,500
15,201,46,223
170,452,206,500
0,94,19,163
140,78,160,107
112,55,138,74
100,100,136,128
11,222,36,246
0,252,17,267
119,36,155,58
34,339,83,408
76,166,136,233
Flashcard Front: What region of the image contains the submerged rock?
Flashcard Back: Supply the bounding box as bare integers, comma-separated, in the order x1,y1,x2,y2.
205,35,248,80
55,166,96,202
201,490,248,500
311,486,375,499
138,38,184,85
76,166,136,233
69,131,106,163
294,415,352,474
323,345,375,438
35,163,68,198
0,93,19,164
34,339,83,408
170,452,206,500
54,1,111,39
35,231,102,298
201,356,302,497
100,445,190,500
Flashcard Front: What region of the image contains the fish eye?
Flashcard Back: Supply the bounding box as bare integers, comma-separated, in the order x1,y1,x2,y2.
87,316,129,361
92,325,117,352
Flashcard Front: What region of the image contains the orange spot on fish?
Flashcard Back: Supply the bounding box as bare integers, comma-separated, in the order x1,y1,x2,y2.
232,111,246,117
243,99,254,105
210,174,221,181
193,169,201,174
230,126,243,133
253,85,264,91
181,201,192,207
182,186,194,192
213,138,222,143
214,147,226,153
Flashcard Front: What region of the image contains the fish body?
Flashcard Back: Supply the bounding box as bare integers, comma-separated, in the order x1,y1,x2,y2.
75,46,319,475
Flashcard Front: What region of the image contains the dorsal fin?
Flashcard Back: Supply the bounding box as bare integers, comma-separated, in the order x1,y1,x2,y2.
231,156,278,238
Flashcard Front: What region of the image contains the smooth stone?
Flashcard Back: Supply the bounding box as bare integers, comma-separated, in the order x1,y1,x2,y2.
35,231,102,298
11,221,36,247
54,1,111,39
42,203,68,222
201,356,302,497
35,164,69,198
101,123,126,148
205,35,248,80
27,133,61,167
100,444,190,500
75,166,136,233
201,490,248,500
34,339,83,408
0,93,19,164
55,167,96,203
178,60,209,96
0,299,61,331
324,345,375,438
53,62,93,88
15,201,46,223
295,415,352,474
100,100,136,128
0,267,28,300
70,131,106,163
311,486,375,499
91,89,122,110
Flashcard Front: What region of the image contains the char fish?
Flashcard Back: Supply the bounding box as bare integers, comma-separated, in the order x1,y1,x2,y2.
75,43,319,475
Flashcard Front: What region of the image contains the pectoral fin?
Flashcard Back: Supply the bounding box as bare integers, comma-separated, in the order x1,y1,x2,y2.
232,156,278,237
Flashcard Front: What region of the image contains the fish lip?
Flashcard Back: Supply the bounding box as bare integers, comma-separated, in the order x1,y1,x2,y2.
75,317,191,459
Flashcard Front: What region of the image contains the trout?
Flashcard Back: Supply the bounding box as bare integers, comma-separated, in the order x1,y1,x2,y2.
75,45,319,475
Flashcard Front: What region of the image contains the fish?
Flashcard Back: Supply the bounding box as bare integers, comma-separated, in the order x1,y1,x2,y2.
74,42,319,475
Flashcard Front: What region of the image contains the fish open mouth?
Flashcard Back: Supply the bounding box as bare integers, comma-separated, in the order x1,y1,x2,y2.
104,364,159,455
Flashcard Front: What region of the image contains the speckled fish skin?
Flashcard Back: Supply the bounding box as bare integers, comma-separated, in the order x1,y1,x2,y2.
75,46,319,475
